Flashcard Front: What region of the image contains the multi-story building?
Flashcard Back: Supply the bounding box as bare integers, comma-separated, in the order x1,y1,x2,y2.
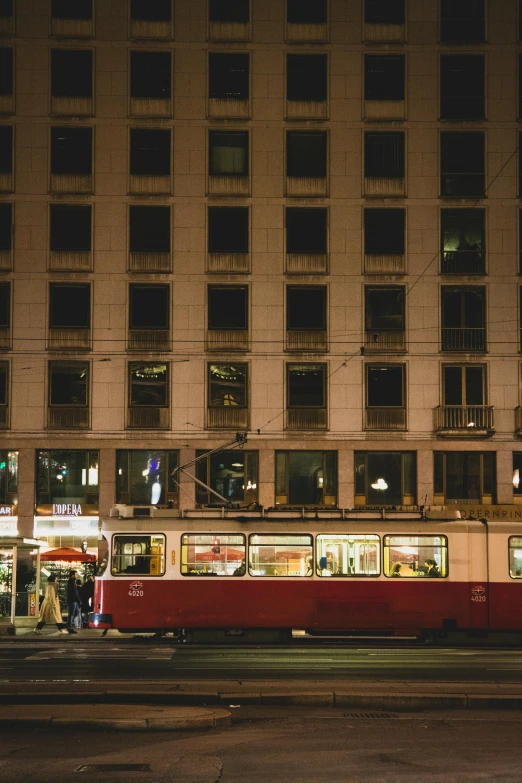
1,0,522,621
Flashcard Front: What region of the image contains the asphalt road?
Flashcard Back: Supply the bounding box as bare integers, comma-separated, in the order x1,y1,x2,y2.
1,640,522,682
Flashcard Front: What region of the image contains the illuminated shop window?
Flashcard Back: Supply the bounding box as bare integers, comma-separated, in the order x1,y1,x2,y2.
181,533,246,576
36,450,98,510
355,452,416,506
0,450,17,505
196,449,258,507
275,450,337,507
116,450,179,506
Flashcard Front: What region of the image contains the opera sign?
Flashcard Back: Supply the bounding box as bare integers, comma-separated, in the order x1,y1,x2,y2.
52,504,83,517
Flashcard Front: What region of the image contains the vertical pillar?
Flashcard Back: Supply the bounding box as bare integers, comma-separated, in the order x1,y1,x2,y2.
178,448,196,509
17,448,35,539
496,449,513,505
258,448,274,508
98,447,115,517
337,447,353,509
417,448,433,506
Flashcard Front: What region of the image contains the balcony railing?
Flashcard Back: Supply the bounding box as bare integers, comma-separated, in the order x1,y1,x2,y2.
208,175,249,196
129,19,173,39
127,406,170,430
0,327,10,350
286,407,327,430
436,405,494,434
207,253,249,274
0,406,9,429
207,406,249,429
440,97,484,121
364,176,405,197
364,100,405,120
128,252,171,273
50,17,93,37
206,329,249,351
48,407,90,429
365,407,406,430
50,173,92,194
208,98,249,119
441,251,485,275
0,250,12,272
128,329,170,351
364,254,405,274
0,172,13,193
129,175,171,195
286,330,328,352
48,328,91,351
50,96,93,116
0,14,14,35
286,100,327,120
365,330,406,353
286,253,327,275
49,251,92,272
286,176,327,197
441,327,486,352
0,93,13,115
130,97,172,118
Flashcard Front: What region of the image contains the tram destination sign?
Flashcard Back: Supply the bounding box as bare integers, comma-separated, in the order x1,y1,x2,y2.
458,505,522,520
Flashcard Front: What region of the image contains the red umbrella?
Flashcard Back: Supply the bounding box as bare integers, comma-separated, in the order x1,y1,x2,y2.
38,547,96,563
193,548,244,562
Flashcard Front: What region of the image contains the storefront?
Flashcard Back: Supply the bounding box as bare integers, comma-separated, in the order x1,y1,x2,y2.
0,533,44,630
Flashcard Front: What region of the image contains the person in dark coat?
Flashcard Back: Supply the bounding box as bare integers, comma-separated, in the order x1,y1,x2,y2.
80,575,95,627
66,570,81,634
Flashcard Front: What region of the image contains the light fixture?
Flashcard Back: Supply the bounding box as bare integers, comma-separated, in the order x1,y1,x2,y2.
371,478,388,490
467,421,475,427
514,469,520,489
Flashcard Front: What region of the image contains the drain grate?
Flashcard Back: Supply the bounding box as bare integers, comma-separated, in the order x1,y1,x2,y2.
75,765,151,773
343,712,398,719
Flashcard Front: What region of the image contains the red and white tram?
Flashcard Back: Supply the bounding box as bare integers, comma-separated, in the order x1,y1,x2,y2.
90,511,522,642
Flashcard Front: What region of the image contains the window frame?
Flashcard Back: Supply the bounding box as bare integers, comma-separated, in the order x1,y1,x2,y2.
365,285,405,332
366,364,406,409
316,534,381,578
111,533,166,577
48,360,89,408
509,535,522,579
286,53,328,103
248,533,314,578
208,362,248,409
130,50,172,100
208,129,249,177
116,449,179,506
128,283,170,331
207,284,248,331
287,363,327,410
50,126,93,176
50,48,93,98
49,282,91,330
128,362,169,409
286,130,328,178
383,534,449,578
129,127,171,177
181,532,247,576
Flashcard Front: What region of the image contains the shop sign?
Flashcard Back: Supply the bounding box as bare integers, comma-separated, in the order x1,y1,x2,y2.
0,518,17,536
34,517,99,536
458,505,522,521
0,505,15,515
35,503,98,517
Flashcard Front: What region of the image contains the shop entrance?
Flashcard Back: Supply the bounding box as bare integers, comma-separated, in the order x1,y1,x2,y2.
0,539,43,628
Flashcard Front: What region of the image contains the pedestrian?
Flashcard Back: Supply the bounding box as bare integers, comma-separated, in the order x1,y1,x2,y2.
80,575,95,627
75,579,83,629
66,570,82,634
33,575,68,635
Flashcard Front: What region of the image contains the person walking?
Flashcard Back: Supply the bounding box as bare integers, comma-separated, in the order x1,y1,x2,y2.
66,570,81,634
33,575,67,635
80,575,95,628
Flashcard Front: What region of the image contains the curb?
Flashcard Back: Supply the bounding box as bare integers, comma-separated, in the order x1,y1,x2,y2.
0,708,232,732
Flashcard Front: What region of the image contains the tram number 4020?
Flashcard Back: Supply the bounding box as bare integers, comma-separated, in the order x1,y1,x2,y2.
129,589,144,597
471,594,487,602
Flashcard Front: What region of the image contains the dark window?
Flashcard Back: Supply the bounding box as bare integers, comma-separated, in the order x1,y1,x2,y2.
129,206,170,253
130,128,170,176
434,451,495,501
367,365,404,407
0,362,7,408
51,0,93,19
130,51,171,99
288,364,326,408
209,131,248,176
129,363,168,407
49,362,89,406
440,132,484,198
208,207,248,254
286,208,327,255
443,364,484,406
0,126,12,174
287,286,326,330
355,451,416,506
196,451,258,507
440,55,484,120
51,50,92,98
129,284,169,329
116,450,178,505
275,450,337,506
520,0,522,43
50,205,91,252
0,48,12,96
0,1,13,17
0,203,12,251
513,453,522,497
519,132,522,197
519,56,522,119
365,132,404,178
365,0,404,24
287,131,327,178
209,0,249,23
209,54,249,100
0,282,9,329
287,55,327,102
131,0,171,21
209,363,248,407
51,127,92,175
440,0,485,42
520,210,522,274
208,285,248,330
365,287,404,331
441,286,486,351
441,209,485,274
520,287,522,351
36,450,98,506
365,55,404,101
50,284,90,329
364,209,405,255
287,0,326,23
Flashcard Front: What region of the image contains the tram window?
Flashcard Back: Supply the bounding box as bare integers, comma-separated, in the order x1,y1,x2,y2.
509,536,522,578
316,535,380,577
111,535,165,576
383,535,448,578
181,534,246,576
248,534,313,577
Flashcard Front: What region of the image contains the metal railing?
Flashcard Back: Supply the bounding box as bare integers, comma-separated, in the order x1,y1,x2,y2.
129,19,172,39
49,251,91,272
364,254,405,274
441,251,485,275
365,407,406,430
286,253,327,275
286,176,327,197
436,405,494,432
207,406,249,429
208,21,250,41
364,330,406,352
127,407,169,430
207,253,249,273
364,176,405,197
441,174,485,199
286,22,328,42
128,330,170,351
441,328,486,352
286,330,328,352
206,329,249,351
48,407,90,429
286,407,327,430
128,252,171,273
48,328,91,351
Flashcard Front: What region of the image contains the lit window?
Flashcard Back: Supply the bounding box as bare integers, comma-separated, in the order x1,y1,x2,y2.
248,534,313,577
384,535,448,578
316,535,380,577
181,534,246,576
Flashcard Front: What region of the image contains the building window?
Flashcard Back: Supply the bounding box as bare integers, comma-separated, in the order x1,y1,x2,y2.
51,0,92,18
208,207,248,254
50,127,92,176
129,206,170,253
440,0,485,43
131,0,171,20
364,209,405,255
513,454,522,498
50,205,91,253
434,451,496,503
209,362,247,407
51,50,92,98
0,204,11,252
355,451,416,506
49,283,90,329
286,208,327,256
129,284,169,331
364,55,405,101
196,450,258,506
365,0,404,24
286,131,327,178
286,285,326,333
116,450,178,505
287,0,327,23
49,362,89,407
384,536,448,578
209,130,248,176
440,55,484,120
287,364,326,408
441,286,486,351
0,48,12,97
130,51,171,99
0,449,17,503
443,364,485,407
36,450,98,511
0,125,13,177
366,364,406,430
0,1,13,18
0,363,8,429
0,281,10,331
209,53,249,100
287,55,327,102
209,0,249,22
208,285,248,330
130,128,171,176
365,286,405,333
128,362,168,407
440,132,485,198
365,132,404,178
441,209,485,274
275,450,337,506
181,533,246,575
439,364,492,432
